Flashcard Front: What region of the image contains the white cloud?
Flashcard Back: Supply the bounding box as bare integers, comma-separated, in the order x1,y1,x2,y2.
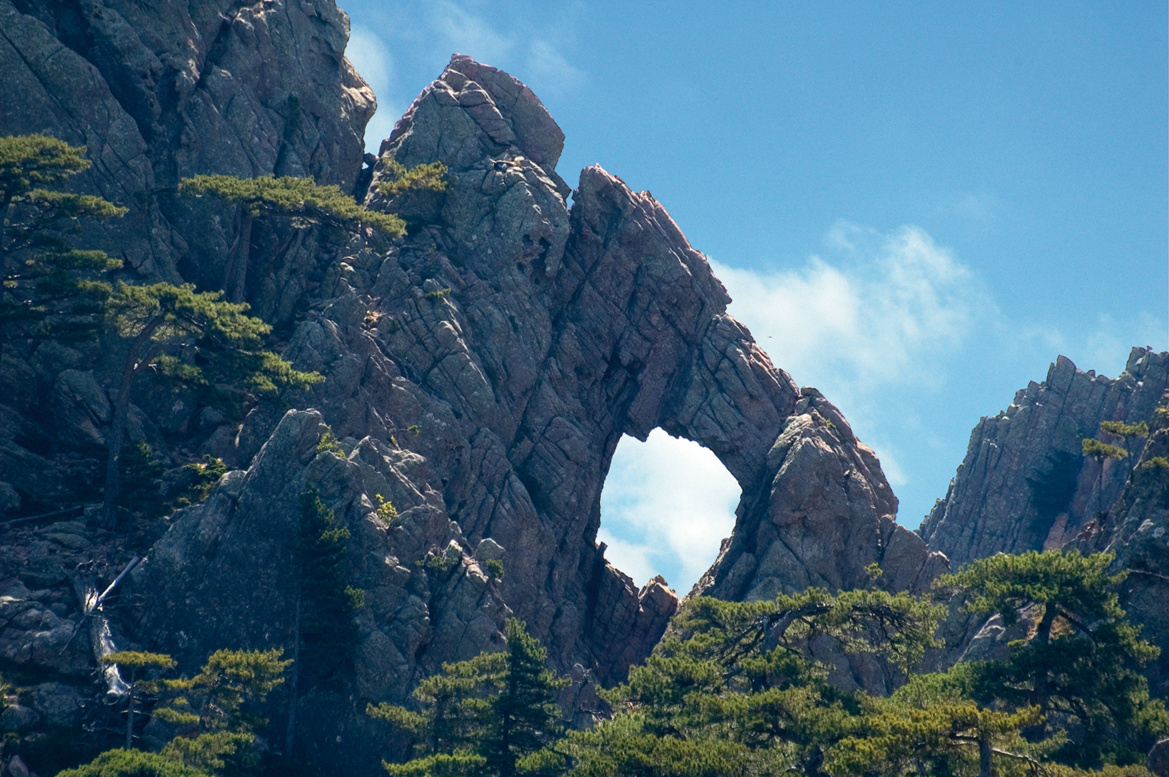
428,0,516,66
599,430,740,592
711,221,993,401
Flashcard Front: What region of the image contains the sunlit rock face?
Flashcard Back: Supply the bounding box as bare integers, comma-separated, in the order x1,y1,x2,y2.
130,54,944,768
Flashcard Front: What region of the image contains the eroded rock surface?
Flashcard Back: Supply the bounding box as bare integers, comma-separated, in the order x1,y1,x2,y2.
921,349,1169,567
0,0,372,280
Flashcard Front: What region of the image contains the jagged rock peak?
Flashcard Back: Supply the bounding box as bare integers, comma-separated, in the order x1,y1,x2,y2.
920,347,1169,568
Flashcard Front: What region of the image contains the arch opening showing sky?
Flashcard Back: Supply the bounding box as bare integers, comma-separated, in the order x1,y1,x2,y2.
598,430,740,594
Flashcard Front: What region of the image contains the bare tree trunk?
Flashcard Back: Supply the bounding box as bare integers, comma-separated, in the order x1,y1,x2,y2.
226,212,253,303
979,734,993,777
101,319,162,526
126,685,136,749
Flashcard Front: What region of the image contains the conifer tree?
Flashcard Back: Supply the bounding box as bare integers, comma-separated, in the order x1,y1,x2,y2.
559,588,944,777
155,648,291,775
0,135,123,361
101,282,320,524
178,174,410,302
935,549,1169,768
284,485,363,755
368,618,568,777
101,650,177,750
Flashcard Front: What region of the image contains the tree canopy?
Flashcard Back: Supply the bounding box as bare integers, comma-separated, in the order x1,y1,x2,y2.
0,134,123,356
101,281,320,523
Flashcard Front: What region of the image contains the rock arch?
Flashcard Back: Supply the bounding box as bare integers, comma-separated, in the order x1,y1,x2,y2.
132,54,946,772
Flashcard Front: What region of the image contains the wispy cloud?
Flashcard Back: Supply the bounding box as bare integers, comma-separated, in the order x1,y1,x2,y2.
525,39,586,96
599,429,740,592
712,221,994,400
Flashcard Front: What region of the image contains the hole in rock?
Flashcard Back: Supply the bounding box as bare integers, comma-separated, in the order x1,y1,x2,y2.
599,430,741,594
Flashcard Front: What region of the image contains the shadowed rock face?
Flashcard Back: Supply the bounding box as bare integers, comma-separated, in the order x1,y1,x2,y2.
128,55,942,769
922,349,1169,695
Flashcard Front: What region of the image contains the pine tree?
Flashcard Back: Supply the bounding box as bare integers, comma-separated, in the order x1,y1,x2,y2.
368,618,568,777
101,282,320,524
0,135,123,360
560,588,944,777
155,648,291,775
101,650,176,750
178,174,409,302
284,485,363,755
935,549,1169,768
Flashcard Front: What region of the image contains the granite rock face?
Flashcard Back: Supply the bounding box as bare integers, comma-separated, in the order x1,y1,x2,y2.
1074,387,1169,697
0,0,372,279
3,7,945,767
920,349,1169,568
920,349,1169,696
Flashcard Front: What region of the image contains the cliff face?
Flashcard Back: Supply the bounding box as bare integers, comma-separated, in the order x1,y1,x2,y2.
921,349,1169,567
1,4,943,771
128,55,943,767
0,0,372,281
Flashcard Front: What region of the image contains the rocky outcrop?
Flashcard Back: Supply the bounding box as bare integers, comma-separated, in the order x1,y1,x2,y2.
920,350,1169,694
1074,391,1169,697
920,349,1169,568
2,3,945,767
0,0,373,523
0,0,372,280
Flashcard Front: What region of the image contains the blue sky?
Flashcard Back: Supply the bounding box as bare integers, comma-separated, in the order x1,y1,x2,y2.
341,0,1169,592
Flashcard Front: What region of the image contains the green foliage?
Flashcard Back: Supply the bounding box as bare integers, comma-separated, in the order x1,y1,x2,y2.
1082,437,1129,460
1100,420,1149,439
156,649,289,737
935,550,1169,767
370,619,568,777
0,135,123,349
561,588,945,776
117,441,166,519
161,732,255,776
315,430,343,456
484,558,505,581
294,487,360,689
107,282,320,414
1141,456,1169,469
170,457,228,508
377,159,449,197
408,424,420,436
103,651,178,750
103,281,320,523
179,174,406,237
56,748,213,777
426,287,453,299
0,134,91,195
375,493,399,524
